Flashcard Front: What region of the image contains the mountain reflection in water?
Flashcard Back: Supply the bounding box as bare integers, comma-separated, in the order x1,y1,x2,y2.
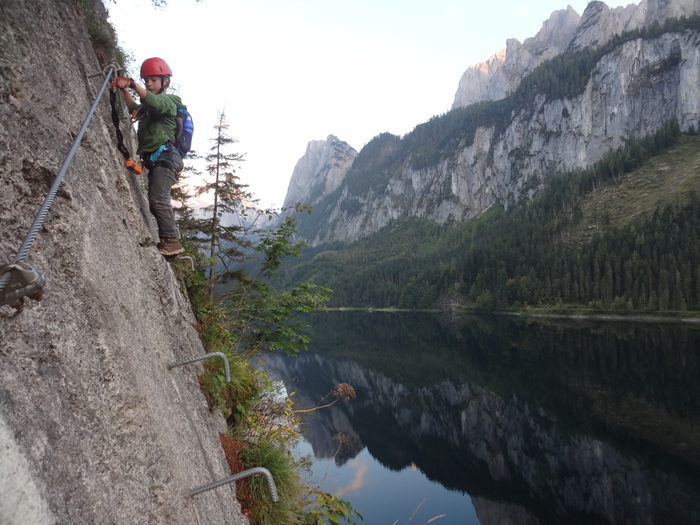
263,311,700,525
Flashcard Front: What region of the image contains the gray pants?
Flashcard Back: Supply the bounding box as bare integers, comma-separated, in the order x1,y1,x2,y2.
146,146,183,240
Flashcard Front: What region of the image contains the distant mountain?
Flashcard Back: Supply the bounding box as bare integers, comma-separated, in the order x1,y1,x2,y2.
282,0,700,247
282,134,357,209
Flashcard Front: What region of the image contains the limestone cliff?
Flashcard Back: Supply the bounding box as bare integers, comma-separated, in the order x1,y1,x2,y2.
453,0,700,109
452,6,583,109
283,135,357,209
0,1,247,523
289,0,700,247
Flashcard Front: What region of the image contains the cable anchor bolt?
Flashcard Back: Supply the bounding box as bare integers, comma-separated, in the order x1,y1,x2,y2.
0,261,46,311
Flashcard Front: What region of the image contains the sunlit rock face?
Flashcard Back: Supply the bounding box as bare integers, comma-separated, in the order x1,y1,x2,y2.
452,0,698,108
452,6,582,109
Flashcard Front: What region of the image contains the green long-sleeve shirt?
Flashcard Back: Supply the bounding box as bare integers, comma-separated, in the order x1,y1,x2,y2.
128,91,185,155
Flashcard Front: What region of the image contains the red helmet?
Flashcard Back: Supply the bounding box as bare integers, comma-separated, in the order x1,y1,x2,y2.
140,57,173,77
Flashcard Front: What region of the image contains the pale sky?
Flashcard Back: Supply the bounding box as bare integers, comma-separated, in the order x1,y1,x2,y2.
105,0,633,209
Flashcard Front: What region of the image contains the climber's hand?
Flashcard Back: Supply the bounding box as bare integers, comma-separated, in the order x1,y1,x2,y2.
111,77,136,90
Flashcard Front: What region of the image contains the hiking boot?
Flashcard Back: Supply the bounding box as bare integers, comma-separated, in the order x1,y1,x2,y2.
157,238,184,257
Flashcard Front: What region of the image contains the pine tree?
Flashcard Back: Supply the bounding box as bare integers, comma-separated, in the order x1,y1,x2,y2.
193,111,250,301
174,118,331,356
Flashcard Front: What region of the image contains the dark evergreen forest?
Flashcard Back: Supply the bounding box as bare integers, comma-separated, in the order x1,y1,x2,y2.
283,121,700,313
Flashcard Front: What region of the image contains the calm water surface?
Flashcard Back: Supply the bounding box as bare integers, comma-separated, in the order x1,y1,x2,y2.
263,311,700,525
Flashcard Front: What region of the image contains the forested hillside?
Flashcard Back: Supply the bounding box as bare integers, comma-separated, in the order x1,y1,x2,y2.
282,121,700,313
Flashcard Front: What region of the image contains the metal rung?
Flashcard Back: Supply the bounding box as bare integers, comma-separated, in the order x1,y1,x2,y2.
168,352,230,383
190,467,279,501
178,256,195,271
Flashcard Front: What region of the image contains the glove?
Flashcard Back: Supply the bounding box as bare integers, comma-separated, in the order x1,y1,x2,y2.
111,77,136,90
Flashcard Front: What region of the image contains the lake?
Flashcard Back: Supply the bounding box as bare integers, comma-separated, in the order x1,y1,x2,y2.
262,311,700,525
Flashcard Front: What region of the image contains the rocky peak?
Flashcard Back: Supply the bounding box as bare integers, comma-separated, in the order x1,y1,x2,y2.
283,134,357,208
450,48,508,109
570,1,639,50
570,0,700,50
452,6,582,109
455,0,700,109
280,0,700,247
524,5,583,52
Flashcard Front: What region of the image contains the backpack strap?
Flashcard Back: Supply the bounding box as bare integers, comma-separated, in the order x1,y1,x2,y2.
158,119,176,146
159,109,186,156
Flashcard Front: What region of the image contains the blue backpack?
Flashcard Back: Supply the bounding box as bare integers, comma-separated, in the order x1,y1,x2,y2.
159,107,194,158
172,107,194,158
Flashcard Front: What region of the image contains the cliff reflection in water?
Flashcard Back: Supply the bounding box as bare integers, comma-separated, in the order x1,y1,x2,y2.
264,311,700,525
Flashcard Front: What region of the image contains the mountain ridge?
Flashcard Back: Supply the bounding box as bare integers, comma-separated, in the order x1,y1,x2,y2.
279,120,697,310
282,0,700,248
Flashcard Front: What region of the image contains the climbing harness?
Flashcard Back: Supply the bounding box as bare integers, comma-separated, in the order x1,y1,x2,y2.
0,64,117,310
108,78,142,175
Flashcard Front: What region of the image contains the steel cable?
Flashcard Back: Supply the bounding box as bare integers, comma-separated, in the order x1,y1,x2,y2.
0,65,115,295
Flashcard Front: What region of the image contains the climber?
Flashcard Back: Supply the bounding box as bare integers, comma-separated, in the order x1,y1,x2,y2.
112,57,185,258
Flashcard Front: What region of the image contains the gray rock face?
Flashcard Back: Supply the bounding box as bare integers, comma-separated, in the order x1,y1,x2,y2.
569,1,639,51
0,1,247,523
453,0,689,109
283,135,357,208
639,0,700,24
